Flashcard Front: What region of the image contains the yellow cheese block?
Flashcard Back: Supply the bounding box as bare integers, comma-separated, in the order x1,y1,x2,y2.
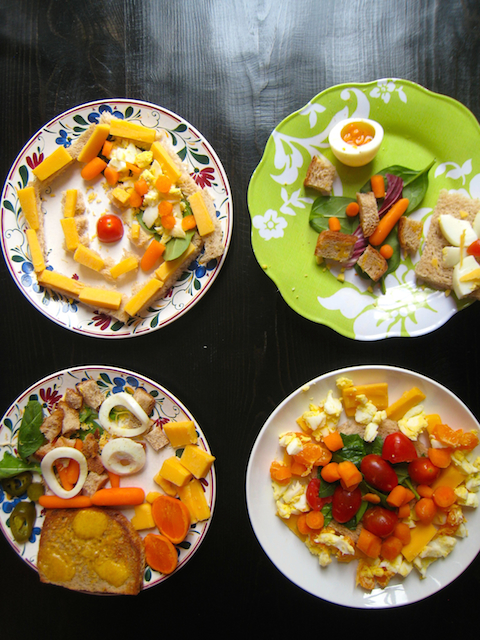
150,141,182,183
32,147,73,181
79,287,122,310
37,270,84,297
130,221,140,241
342,383,389,417
401,522,437,563
385,387,426,421
163,420,198,447
154,242,197,282
63,189,78,217
153,476,177,497
60,217,80,252
177,479,211,524
25,229,45,272
73,244,105,271
157,457,192,487
188,191,215,236
77,124,110,164
179,445,215,479
131,503,155,531
109,119,156,145
124,278,162,317
431,465,467,491
110,256,139,279
146,491,162,503
111,186,131,206
17,187,39,230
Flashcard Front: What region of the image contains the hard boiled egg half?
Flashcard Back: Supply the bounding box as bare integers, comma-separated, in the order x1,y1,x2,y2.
328,118,384,167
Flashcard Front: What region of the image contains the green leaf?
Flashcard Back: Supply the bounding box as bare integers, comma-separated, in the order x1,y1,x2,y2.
173,123,188,133
309,196,357,235
0,452,41,479
99,373,112,385
163,230,195,261
11,255,25,263
332,434,368,468
125,106,134,118
3,200,15,213
19,165,29,188
321,502,333,528
73,114,89,126
17,400,45,460
190,150,210,165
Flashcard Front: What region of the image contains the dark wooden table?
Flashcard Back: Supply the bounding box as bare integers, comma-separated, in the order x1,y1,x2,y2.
1,0,480,634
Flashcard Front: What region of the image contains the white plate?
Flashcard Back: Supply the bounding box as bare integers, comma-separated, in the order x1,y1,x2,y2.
1,99,232,337
0,366,216,592
246,365,480,608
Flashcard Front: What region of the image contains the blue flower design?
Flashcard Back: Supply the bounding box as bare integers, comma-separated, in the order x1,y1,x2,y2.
188,258,218,279
20,261,34,287
111,376,139,394
55,129,72,148
88,105,125,124
29,526,41,544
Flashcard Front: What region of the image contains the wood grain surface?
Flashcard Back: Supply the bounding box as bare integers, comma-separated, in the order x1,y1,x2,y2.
1,0,480,635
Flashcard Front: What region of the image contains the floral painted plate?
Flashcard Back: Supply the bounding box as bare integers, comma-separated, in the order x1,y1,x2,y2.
248,79,480,340
1,100,232,337
0,366,216,592
246,365,480,608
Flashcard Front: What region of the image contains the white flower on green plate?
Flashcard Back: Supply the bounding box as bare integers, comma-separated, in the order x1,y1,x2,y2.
299,102,327,129
252,209,288,240
370,79,407,104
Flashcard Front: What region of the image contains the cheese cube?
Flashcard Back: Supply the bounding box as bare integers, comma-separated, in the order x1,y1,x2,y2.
110,256,139,279
146,491,162,503
431,465,467,491
188,191,215,236
180,445,215,479
177,479,211,523
79,287,122,310
37,270,84,297
385,387,426,421
151,141,181,183
153,476,178,497
109,119,156,145
25,229,45,272
110,187,131,207
77,124,110,164
124,278,162,317
130,221,140,241
163,420,198,447
17,186,39,230
60,217,80,251
63,189,78,217
401,522,437,563
32,147,73,181
73,244,105,271
131,503,155,531
154,242,197,283
157,457,192,487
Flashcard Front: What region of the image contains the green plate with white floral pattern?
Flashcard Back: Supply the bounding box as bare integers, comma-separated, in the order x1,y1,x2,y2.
248,79,480,340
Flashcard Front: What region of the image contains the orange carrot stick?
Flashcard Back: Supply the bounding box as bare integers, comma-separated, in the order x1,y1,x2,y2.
328,216,341,231
140,239,165,272
91,487,145,507
370,174,386,199
369,198,409,246
80,156,107,181
38,495,93,509
345,202,359,217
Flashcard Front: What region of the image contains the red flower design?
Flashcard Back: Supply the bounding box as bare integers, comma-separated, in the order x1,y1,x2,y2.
26,151,44,169
40,386,62,409
92,313,112,330
192,167,215,189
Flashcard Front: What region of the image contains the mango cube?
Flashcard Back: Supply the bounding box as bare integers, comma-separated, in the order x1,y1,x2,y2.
131,503,155,531
180,445,215,479
157,456,192,487
177,479,211,523
163,420,198,447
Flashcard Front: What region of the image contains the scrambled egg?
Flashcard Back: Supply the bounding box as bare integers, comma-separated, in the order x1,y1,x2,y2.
301,390,343,440
398,405,428,440
272,479,309,519
354,394,387,442
278,431,311,456
413,536,457,578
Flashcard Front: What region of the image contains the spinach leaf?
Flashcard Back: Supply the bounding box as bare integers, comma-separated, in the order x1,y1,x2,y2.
0,452,41,479
77,405,103,439
315,472,336,498
379,224,402,294
17,400,45,460
309,196,357,235
321,502,333,528
163,230,195,261
332,434,367,468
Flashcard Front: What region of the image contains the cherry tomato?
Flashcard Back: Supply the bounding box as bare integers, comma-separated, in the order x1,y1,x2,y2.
362,506,398,538
332,485,362,523
97,214,124,243
306,478,332,511
382,432,418,464
408,457,440,485
360,454,398,493
467,239,480,257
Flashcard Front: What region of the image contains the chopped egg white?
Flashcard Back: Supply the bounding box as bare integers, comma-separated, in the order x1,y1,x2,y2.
354,394,386,442
398,405,428,440
273,479,309,518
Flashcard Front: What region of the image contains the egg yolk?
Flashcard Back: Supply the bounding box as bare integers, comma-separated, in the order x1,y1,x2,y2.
341,122,375,147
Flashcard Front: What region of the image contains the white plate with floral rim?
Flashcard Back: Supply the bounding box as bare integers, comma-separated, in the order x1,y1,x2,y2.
248,79,480,340
1,99,232,337
0,365,216,592
246,365,480,608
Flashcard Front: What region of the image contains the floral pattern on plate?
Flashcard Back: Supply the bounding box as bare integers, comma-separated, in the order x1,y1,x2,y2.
0,366,216,591
248,79,480,340
1,100,232,338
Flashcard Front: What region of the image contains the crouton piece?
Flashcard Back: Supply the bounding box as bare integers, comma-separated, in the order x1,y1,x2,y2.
34,436,76,460
40,408,64,442
304,155,336,195
315,229,357,263
133,387,156,416
82,433,100,458
64,387,83,411
144,424,169,452
82,471,109,496
357,244,388,282
356,192,379,237
87,455,106,475
398,217,423,255
58,401,81,437
76,379,105,411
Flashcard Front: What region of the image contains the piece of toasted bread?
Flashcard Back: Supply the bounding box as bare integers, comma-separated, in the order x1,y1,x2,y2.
304,155,336,195
415,189,480,299
398,217,423,254
356,191,379,237
315,229,357,263
37,507,145,595
357,244,388,282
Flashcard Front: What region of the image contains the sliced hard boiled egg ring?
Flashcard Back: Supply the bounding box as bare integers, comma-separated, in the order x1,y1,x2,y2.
41,447,88,499
98,392,151,437
101,437,146,476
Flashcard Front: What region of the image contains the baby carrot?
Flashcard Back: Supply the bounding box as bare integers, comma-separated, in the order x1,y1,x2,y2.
370,174,386,199
328,216,341,231
305,510,324,530
155,175,172,194
91,487,145,506
101,139,113,159
39,495,93,509
104,165,119,186
80,156,107,181
134,177,149,196
369,198,409,246
433,485,457,509
140,239,165,272
428,447,452,469
181,214,197,231
379,244,394,259
129,189,143,208
345,202,359,217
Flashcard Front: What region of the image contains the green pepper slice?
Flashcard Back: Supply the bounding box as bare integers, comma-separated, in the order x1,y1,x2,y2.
10,501,36,543
1,471,33,497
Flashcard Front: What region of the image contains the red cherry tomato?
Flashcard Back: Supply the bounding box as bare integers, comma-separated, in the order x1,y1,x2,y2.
97,214,124,243
360,454,398,493
305,478,332,511
362,506,398,538
408,457,440,485
332,485,362,524
467,239,480,257
382,432,418,463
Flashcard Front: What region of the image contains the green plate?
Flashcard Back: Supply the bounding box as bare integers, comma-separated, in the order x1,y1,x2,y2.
248,79,480,340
